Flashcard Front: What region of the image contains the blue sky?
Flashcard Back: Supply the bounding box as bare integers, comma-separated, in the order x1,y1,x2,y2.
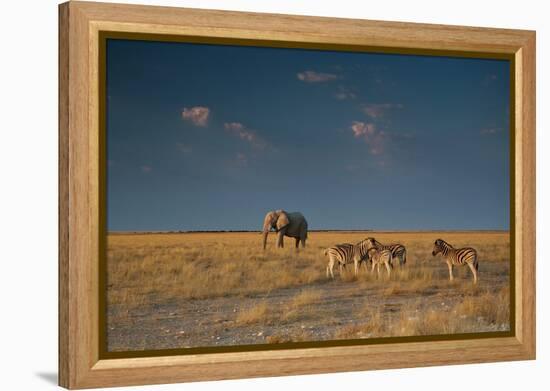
106,39,510,231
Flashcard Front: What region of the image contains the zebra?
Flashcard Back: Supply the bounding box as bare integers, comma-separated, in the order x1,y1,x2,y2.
366,246,394,277
325,239,370,278
367,237,407,266
432,239,479,283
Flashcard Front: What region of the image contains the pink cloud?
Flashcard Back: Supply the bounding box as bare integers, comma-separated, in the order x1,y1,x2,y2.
181,106,210,126
224,122,267,150
350,121,387,155
351,121,376,138
480,127,500,135
297,70,339,83
141,165,152,174
334,86,357,100
236,153,248,166
362,103,403,119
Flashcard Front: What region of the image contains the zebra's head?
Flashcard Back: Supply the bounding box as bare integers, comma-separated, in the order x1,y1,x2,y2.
365,237,376,249
432,239,444,256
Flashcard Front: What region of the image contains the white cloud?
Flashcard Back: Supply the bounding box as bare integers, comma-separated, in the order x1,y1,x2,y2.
351,121,375,138
181,106,210,126
362,103,403,119
297,70,339,83
224,122,267,150
334,86,357,100
350,121,386,155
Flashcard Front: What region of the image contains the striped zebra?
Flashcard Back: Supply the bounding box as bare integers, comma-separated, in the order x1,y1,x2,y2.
366,246,393,277
367,237,407,266
432,239,479,283
325,239,370,278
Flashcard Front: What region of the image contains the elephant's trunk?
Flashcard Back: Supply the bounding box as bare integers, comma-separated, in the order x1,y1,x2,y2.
262,230,269,250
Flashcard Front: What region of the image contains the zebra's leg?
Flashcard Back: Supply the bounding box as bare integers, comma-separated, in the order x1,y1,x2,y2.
447,261,454,281
385,261,392,277
354,259,359,276
328,258,337,279
339,262,344,277
467,262,478,283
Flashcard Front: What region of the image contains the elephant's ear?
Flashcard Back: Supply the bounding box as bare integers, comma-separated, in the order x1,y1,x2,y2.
276,211,290,231
263,212,274,232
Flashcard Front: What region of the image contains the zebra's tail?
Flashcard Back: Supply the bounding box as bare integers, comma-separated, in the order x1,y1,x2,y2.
402,249,407,265
475,259,479,271
323,248,329,256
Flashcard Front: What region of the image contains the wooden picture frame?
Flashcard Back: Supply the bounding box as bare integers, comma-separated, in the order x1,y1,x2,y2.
59,1,536,388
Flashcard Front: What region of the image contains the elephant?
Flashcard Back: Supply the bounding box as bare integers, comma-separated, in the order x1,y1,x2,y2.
262,210,308,250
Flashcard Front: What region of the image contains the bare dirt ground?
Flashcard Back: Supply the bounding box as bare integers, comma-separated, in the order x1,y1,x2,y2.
106,231,510,352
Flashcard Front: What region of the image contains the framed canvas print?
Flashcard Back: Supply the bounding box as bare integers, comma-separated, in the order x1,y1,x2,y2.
58,1,536,389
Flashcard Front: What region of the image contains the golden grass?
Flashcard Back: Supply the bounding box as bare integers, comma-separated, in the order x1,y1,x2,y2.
332,285,510,340
107,232,338,307
107,231,510,347
335,307,387,339
236,302,270,325
107,230,508,305
265,329,313,344
280,289,323,323
453,286,510,326
291,289,323,307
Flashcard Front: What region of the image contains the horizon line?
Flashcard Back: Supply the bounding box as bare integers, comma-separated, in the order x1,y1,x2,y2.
107,228,510,234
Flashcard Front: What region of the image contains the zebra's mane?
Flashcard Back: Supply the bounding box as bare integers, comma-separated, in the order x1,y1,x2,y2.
437,239,454,249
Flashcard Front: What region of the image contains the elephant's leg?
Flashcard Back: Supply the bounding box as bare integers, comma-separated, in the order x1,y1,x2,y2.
277,231,284,248
301,238,306,248
295,238,300,250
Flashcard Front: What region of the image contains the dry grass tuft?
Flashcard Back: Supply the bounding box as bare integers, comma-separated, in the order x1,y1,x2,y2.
265,334,290,344
291,289,323,307
236,302,270,325
265,329,312,343
453,286,510,327
280,289,323,323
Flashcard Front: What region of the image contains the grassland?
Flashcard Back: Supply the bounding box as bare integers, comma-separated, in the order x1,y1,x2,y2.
106,231,510,351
